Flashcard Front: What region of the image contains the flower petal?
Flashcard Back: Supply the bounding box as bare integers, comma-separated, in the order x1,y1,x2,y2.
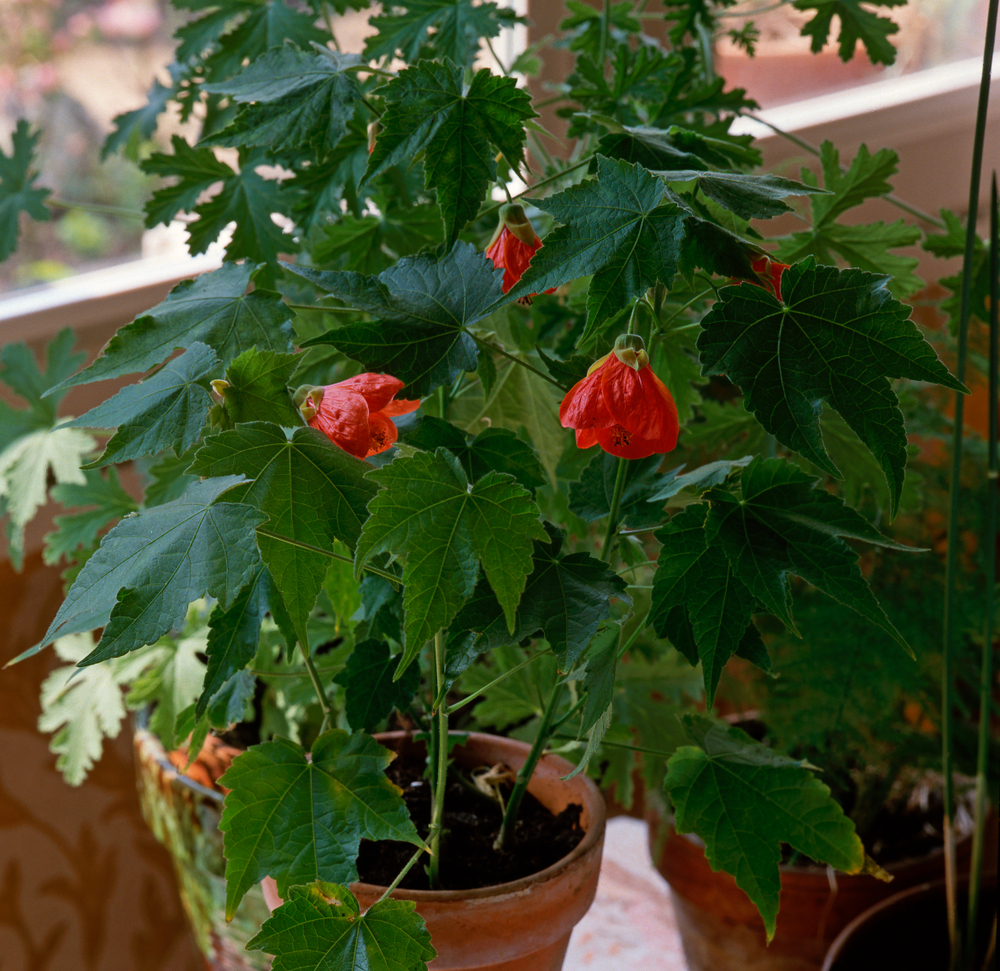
333,373,406,412
308,388,370,458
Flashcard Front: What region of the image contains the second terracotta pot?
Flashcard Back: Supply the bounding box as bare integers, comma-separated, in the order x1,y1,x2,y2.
262,731,606,971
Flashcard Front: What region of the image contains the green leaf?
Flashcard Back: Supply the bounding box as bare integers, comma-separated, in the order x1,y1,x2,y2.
665,713,865,940
455,643,559,730
705,456,913,648
365,61,534,240
333,639,421,732
0,120,51,261
18,476,265,666
697,258,967,515
218,730,423,919
793,0,904,66
67,342,219,468
203,47,363,154
54,262,294,391
647,456,753,501
0,328,86,429
356,448,546,669
216,347,302,428
508,157,685,336
248,882,435,971
366,0,516,66
293,241,499,398
571,452,675,530
597,122,761,173
662,169,828,221
447,524,630,673
650,504,758,705
807,141,899,228
103,70,177,160
190,423,378,643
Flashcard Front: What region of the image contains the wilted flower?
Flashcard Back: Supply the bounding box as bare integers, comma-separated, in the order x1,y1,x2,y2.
559,334,679,460
485,203,553,303
295,374,419,459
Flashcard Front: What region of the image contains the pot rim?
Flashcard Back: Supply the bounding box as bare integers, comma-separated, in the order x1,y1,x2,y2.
350,729,607,903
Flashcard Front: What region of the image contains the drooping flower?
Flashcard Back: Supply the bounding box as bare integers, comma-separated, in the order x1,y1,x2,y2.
734,253,790,301
295,374,420,459
559,334,679,460
485,203,553,303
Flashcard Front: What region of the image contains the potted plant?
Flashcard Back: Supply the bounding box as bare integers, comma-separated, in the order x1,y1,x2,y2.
0,1,982,969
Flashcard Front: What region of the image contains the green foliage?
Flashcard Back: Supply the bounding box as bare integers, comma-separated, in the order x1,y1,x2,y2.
0,120,51,261
793,0,906,66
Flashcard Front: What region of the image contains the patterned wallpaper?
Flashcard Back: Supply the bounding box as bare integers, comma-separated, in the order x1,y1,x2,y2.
0,553,204,971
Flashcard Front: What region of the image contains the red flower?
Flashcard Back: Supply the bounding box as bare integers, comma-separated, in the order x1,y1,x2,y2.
485,203,553,303
735,254,790,301
559,335,679,460
296,374,420,459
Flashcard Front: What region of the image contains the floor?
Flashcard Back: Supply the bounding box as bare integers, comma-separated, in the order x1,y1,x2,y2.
563,817,688,970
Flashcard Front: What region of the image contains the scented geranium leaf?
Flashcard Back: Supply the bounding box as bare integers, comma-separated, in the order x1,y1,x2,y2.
705,456,913,650
190,423,377,642
650,504,759,704
571,452,673,530
13,476,264,665
197,566,274,718
215,347,302,428
661,169,828,221
248,882,435,971
794,0,904,66
102,69,177,160
357,448,546,669
507,157,685,336
202,48,363,154
43,467,140,566
0,328,86,429
365,61,534,241
447,525,630,674
0,120,51,260
292,241,499,397
808,141,899,227
366,0,516,66
54,262,294,391
698,258,967,515
333,639,421,733
665,713,866,940
218,730,423,919
560,0,641,59
66,342,219,468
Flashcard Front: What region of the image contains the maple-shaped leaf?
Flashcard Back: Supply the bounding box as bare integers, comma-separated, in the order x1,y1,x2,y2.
665,714,867,940
650,504,759,705
214,347,302,428
218,730,423,919
793,0,905,66
66,342,219,468
203,47,363,155
356,448,547,671
0,120,51,261
661,169,828,221
698,258,967,515
43,467,140,566
596,123,761,174
333,639,421,733
53,262,294,392
365,61,534,241
291,241,500,398
0,329,86,435
507,156,686,336
366,0,519,66
190,423,377,644
14,476,265,666
248,882,435,971
447,524,630,675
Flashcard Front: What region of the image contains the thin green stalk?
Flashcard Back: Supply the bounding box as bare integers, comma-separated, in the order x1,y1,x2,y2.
427,631,450,889
254,527,401,586
470,333,569,390
600,456,629,563
298,640,334,733
966,172,999,965
484,34,509,76
439,651,546,712
493,679,564,852
480,158,592,220
47,197,144,219
597,0,611,74
283,302,358,314
377,845,427,902
943,4,997,966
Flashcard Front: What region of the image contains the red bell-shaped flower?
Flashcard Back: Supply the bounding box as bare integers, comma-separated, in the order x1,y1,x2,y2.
559,335,679,460
296,374,420,459
485,203,554,303
736,253,790,301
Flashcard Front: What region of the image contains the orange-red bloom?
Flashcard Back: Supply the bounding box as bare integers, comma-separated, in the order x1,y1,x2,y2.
559,336,679,460
736,254,790,301
296,374,419,459
485,203,553,302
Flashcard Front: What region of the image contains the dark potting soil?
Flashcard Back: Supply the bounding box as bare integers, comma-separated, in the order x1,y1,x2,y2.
355,752,585,891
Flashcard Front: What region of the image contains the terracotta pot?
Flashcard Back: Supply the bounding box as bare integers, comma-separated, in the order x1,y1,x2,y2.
646,801,971,971
262,731,606,971
134,727,272,971
822,873,998,971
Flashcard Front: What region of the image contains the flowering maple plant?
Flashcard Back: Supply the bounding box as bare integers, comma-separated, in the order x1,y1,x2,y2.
0,1,989,968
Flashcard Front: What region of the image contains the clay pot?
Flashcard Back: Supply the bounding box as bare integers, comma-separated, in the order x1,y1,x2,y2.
646,802,969,971
262,731,606,971
134,727,272,971
822,874,998,971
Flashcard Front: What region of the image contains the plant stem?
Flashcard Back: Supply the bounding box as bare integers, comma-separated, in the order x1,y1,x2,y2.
479,158,592,220
439,651,546,712
298,640,334,733
47,197,144,219
493,678,563,852
426,631,449,889
470,333,569,390
377,845,427,903
601,456,629,563
255,527,400,585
